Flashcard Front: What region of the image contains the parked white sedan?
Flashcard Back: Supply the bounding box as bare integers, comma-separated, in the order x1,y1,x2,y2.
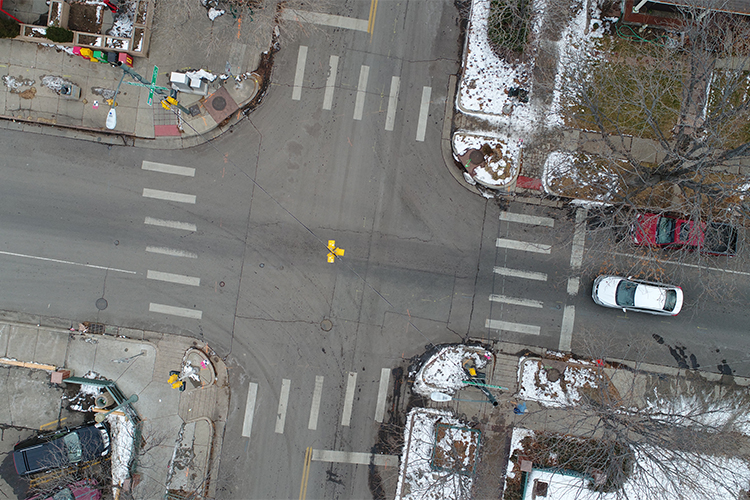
592,275,683,316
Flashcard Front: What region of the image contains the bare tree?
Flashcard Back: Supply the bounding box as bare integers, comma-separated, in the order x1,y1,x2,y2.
560,3,750,220
504,347,750,499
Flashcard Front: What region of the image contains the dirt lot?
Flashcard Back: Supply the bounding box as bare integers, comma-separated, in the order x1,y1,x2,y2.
67,2,102,33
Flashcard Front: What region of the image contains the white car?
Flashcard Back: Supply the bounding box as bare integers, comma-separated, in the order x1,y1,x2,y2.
592,275,683,316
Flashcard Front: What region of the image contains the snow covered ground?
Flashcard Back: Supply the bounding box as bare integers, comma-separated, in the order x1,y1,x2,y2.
455,0,615,194
411,344,493,397
394,408,475,500
507,427,750,500
507,353,750,499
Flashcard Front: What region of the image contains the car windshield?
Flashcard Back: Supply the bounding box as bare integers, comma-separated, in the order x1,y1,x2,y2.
63,432,82,463
664,290,677,312
53,489,75,500
656,217,676,244
615,280,637,307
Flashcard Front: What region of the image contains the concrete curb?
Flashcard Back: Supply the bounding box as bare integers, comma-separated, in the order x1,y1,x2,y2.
442,74,482,196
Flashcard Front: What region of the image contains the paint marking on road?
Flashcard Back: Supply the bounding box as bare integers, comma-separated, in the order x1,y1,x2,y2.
146,246,197,259
570,208,587,270
608,251,750,276
149,302,202,319
353,65,370,120
0,249,136,274
493,266,548,281
374,368,390,423
322,55,339,110
280,9,369,32
144,217,196,232
341,372,357,426
141,161,195,177
367,0,378,34
415,86,431,142
40,417,67,430
485,319,540,336
308,376,324,430
292,45,308,101
142,188,196,204
299,447,312,500
559,305,575,352
276,378,291,434
499,211,555,227
242,382,258,438
311,449,398,467
496,238,551,254
567,276,580,296
147,270,200,286
384,76,400,131
489,294,543,308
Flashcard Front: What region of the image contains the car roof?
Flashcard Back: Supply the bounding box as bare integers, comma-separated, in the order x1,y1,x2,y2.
25,479,101,500
633,283,667,309
14,424,106,476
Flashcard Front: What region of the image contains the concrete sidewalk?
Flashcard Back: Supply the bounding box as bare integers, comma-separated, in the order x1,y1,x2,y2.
0,0,275,148
0,314,228,499
428,340,750,442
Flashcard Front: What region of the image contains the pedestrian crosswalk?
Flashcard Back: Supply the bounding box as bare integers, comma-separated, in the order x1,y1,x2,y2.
242,368,391,440
290,45,432,140
487,208,557,337
140,160,203,320
487,206,588,351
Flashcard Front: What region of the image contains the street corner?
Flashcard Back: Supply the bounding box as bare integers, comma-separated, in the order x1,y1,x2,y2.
409,342,497,400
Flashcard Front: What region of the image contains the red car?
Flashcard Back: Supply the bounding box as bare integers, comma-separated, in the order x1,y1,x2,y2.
631,213,738,256
26,479,101,500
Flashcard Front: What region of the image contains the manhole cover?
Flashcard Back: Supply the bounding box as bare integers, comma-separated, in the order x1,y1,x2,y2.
211,96,226,111
95,298,108,310
320,319,333,331
469,149,484,164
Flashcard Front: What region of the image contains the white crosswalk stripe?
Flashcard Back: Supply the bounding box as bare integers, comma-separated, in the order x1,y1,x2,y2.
149,303,202,319
308,376,324,430
385,76,400,131
142,188,196,204
275,379,292,434
415,86,431,142
493,266,547,281
292,45,308,101
141,160,195,177
496,238,551,254
144,217,196,232
353,65,369,121
323,55,339,110
485,319,541,336
499,211,554,227
489,294,543,308
147,270,200,287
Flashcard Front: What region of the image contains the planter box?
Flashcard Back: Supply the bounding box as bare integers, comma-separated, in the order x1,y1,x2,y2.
47,1,70,28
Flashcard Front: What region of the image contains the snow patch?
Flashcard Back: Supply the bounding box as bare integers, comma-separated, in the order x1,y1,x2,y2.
412,344,493,397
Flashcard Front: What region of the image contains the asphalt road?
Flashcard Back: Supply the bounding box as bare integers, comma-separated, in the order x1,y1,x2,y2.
5,1,750,499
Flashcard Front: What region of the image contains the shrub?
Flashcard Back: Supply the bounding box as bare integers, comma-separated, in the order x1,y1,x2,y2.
0,16,19,38
45,26,73,43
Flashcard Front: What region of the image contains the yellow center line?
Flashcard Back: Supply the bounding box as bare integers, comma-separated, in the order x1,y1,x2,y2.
367,0,378,38
40,417,66,429
299,446,312,500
